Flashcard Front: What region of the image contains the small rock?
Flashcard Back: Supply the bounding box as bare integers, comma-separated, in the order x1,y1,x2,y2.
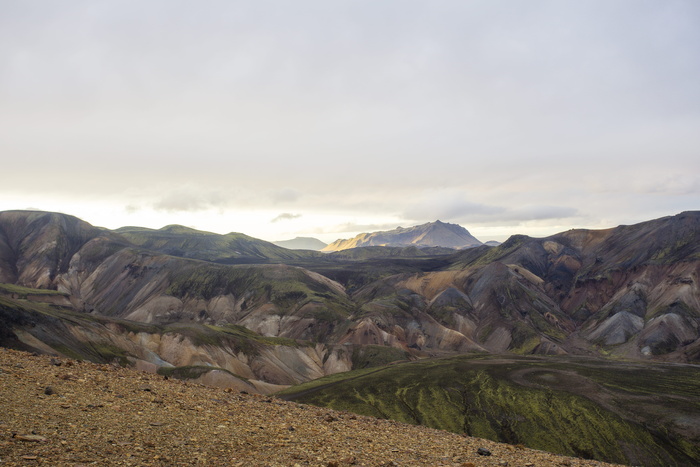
49,358,62,366
15,434,48,443
44,386,55,395
476,447,492,456
499,461,509,466
324,414,336,422
139,385,153,392
327,462,339,467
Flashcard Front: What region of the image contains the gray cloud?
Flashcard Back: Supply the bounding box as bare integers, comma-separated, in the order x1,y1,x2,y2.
271,189,301,204
0,1,697,241
314,222,403,235
153,189,227,213
271,213,301,223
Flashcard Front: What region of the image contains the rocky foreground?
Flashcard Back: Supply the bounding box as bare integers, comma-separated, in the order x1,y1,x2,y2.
0,349,622,467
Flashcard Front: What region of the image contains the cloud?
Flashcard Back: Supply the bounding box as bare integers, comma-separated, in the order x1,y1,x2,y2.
312,222,402,235
271,213,301,223
153,189,226,213
403,198,506,223
505,205,578,222
271,189,300,203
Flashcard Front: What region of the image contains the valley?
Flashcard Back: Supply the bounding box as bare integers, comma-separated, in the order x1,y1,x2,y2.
1,209,699,465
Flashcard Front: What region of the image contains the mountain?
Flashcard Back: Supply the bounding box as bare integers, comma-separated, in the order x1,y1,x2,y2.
116,225,325,263
3,209,700,367
273,236,328,250
322,220,483,252
2,208,700,464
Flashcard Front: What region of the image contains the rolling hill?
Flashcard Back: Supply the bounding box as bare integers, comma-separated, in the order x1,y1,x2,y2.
2,208,700,465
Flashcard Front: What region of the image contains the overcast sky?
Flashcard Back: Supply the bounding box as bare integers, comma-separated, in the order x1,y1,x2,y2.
1,0,698,243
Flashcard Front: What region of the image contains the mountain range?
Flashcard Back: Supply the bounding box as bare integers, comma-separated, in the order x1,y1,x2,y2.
1,209,700,464
2,209,699,368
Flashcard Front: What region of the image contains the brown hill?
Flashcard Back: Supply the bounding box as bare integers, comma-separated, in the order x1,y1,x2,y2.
0,348,623,467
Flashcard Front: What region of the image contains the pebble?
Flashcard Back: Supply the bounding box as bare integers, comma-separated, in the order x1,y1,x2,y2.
0,349,626,467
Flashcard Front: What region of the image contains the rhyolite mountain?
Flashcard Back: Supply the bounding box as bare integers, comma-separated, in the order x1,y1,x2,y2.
273,237,327,251
3,209,699,467
116,225,325,263
321,220,483,252
1,209,700,393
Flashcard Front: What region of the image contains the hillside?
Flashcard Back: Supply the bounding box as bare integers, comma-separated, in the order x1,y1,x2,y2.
280,354,700,466
0,348,623,467
322,220,483,252
116,225,324,263
2,209,700,374
2,209,700,464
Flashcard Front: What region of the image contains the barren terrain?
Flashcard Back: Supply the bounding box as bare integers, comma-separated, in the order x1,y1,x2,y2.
0,349,621,467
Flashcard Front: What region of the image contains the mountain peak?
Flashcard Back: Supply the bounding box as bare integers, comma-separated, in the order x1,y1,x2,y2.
322,221,482,252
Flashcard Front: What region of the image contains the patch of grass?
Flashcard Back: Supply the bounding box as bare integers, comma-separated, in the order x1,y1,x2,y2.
280,355,700,466
0,283,67,298
351,345,410,369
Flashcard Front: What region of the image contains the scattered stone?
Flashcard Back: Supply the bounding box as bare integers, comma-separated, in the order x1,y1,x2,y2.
139,385,153,392
0,349,624,467
49,358,62,366
14,434,48,442
477,447,492,456
44,386,55,395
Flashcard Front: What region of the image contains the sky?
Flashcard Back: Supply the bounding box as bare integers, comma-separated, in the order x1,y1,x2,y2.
1,0,699,243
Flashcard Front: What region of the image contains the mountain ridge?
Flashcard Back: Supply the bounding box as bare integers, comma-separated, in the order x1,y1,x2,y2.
273,236,328,251
322,220,483,252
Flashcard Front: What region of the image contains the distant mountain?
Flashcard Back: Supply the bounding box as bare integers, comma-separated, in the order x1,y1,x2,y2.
322,220,482,252
115,225,324,263
273,237,327,251
484,240,502,247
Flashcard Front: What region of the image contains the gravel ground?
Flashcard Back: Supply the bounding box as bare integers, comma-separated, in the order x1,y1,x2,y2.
0,348,624,467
